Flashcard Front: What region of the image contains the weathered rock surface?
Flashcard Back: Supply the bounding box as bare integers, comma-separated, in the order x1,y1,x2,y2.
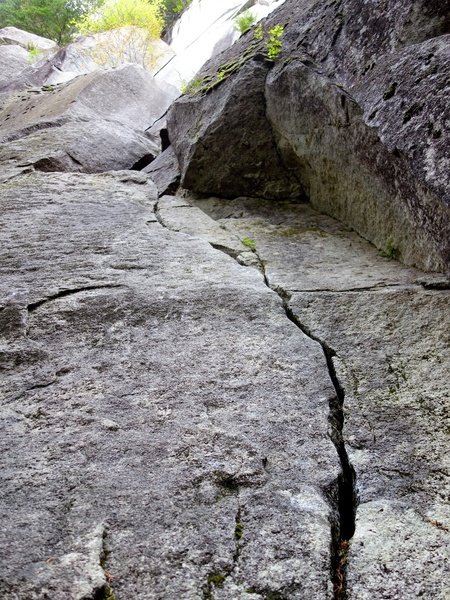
168,59,302,198
0,26,57,52
0,65,177,172
0,44,30,85
0,170,344,599
181,194,450,598
2,154,448,596
1,4,449,598
143,146,181,195
167,0,450,274
21,29,177,88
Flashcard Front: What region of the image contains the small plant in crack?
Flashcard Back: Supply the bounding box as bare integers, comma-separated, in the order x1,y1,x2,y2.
207,573,227,588
254,23,264,41
235,521,243,540
380,238,399,260
233,9,257,34
253,23,284,59
242,237,256,252
266,25,284,60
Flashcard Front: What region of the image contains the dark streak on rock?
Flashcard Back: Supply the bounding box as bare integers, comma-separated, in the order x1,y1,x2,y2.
94,526,115,600
206,233,358,598
283,304,357,600
27,284,124,313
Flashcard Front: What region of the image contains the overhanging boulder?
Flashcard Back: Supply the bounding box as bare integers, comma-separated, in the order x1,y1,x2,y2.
167,0,450,273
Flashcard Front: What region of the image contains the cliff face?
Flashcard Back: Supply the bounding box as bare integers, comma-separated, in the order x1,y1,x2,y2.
0,7,449,600
167,0,450,274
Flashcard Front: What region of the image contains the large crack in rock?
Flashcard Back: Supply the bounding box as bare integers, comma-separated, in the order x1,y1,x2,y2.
174,192,450,598
150,193,360,596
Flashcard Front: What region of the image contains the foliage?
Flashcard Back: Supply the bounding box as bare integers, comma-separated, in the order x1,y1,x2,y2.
381,239,399,260
254,23,264,41
0,0,99,45
77,0,164,38
162,0,192,27
27,45,42,63
207,573,226,588
180,76,205,94
253,23,284,59
242,237,256,252
266,24,284,60
235,521,243,539
79,26,163,70
233,10,256,35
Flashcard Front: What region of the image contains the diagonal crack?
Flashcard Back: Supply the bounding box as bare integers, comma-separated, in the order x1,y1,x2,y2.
147,197,359,596
283,303,357,600
154,199,167,229
27,284,124,313
204,238,357,599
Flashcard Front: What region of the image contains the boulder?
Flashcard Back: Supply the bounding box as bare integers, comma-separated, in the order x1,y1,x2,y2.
0,45,29,85
0,26,57,52
0,120,159,174
168,58,302,198
167,0,450,273
143,146,181,195
0,65,178,173
0,27,177,93
26,29,176,87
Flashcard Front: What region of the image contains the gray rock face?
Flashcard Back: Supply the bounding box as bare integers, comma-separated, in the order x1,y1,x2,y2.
168,59,302,199
0,65,177,172
1,5,449,598
143,146,181,195
0,26,57,51
21,30,177,88
0,44,30,84
167,0,450,274
183,194,450,599
0,169,344,599
1,162,449,597
0,26,178,91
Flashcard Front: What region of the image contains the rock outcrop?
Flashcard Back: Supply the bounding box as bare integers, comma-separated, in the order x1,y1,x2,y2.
185,193,450,599
0,65,178,172
19,29,177,88
0,26,57,52
0,44,30,86
0,169,344,599
0,4,449,599
1,163,448,597
167,0,450,274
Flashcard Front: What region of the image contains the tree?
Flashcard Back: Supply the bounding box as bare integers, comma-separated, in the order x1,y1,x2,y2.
77,0,164,38
162,0,191,28
0,0,99,45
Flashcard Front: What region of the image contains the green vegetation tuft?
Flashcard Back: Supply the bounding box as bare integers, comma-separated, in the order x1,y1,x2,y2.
266,24,284,60
207,573,227,588
235,521,243,539
381,239,399,260
242,237,256,252
233,10,257,35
